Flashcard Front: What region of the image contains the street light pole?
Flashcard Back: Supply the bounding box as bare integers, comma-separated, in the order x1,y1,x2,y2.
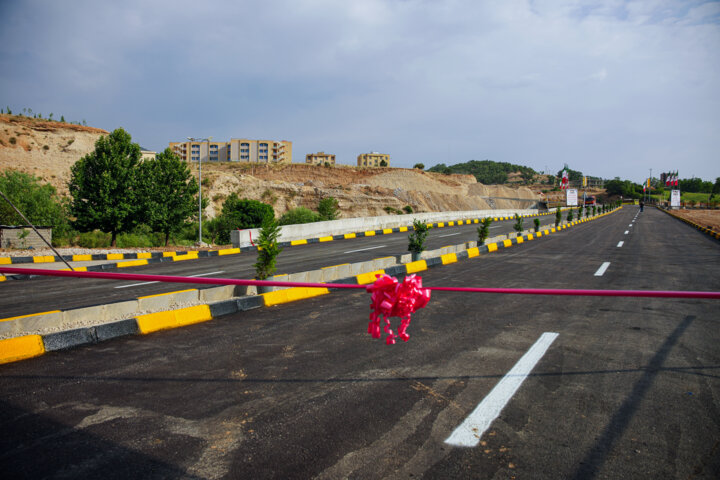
188,136,212,245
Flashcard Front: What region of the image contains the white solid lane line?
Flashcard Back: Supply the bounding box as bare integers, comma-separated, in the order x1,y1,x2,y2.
115,271,226,289
594,262,611,276
617,241,624,247
438,232,462,238
343,245,386,254
444,332,559,447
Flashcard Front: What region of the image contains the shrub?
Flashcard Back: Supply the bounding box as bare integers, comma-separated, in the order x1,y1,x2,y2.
408,219,430,255
555,207,562,227
513,213,524,233
318,196,339,220
477,217,492,245
76,231,111,248
279,207,321,225
533,218,540,232
215,195,274,244
254,218,282,280
413,163,425,170
403,205,413,214
9,137,16,144
384,206,402,214
567,208,574,222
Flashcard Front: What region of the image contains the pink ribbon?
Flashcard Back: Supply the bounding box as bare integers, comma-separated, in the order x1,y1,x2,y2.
366,274,431,345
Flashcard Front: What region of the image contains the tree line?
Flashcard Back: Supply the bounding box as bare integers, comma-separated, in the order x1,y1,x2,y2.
0,127,341,248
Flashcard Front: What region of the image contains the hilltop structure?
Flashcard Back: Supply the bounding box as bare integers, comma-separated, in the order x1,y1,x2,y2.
169,139,292,164
305,152,336,165
357,152,390,167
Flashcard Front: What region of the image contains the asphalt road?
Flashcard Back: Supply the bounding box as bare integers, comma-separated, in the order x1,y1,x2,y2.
1,213,562,317
1,206,719,479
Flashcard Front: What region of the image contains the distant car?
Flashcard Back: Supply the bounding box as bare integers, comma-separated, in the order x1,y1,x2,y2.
584,196,596,206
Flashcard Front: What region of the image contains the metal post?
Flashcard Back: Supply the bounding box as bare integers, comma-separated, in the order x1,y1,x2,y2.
188,136,211,245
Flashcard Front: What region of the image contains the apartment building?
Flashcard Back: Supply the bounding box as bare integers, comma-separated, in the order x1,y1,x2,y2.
306,152,336,165
357,152,390,167
169,139,292,164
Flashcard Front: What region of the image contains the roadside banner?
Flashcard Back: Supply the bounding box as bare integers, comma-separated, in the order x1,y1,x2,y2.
671,189,681,208
566,188,578,206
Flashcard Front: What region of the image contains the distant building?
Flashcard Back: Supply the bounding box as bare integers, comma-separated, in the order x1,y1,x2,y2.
169,138,292,164
139,148,156,161
357,152,390,167
306,152,336,165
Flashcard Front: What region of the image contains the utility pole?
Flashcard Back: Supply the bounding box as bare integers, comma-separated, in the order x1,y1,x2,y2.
188,136,212,245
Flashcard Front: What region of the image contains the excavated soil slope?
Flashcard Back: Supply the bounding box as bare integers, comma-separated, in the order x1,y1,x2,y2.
0,115,109,196
0,114,539,218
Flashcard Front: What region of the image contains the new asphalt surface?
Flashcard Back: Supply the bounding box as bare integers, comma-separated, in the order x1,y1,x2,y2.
1,214,561,318
1,206,719,479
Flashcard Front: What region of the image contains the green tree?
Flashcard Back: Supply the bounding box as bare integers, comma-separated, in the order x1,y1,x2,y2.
279,207,320,225
567,208,574,222
215,195,274,244
0,170,71,242
380,159,388,167
408,219,430,258
68,128,142,246
555,207,562,227
533,217,540,232
138,148,199,246
413,163,425,170
317,196,339,221
477,217,492,245
513,213,524,233
254,217,283,280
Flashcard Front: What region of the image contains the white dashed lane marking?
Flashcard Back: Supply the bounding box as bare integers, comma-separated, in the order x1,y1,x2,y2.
594,262,611,276
444,332,559,447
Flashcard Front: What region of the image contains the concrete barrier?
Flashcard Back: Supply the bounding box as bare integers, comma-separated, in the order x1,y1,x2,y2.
231,208,539,247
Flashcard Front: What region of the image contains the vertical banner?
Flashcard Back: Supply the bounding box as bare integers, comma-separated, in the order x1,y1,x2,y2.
670,190,681,208
582,176,587,187
567,188,578,206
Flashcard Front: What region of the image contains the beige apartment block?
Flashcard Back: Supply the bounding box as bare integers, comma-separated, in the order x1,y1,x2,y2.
169,139,292,164
357,152,390,167
306,152,336,165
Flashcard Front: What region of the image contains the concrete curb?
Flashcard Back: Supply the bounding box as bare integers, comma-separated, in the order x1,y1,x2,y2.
0,208,620,365
0,211,559,282
656,206,720,241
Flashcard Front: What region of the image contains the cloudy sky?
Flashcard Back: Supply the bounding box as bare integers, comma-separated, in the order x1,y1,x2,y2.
1,0,718,183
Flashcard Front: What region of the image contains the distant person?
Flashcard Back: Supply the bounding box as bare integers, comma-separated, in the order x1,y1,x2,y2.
639,200,644,212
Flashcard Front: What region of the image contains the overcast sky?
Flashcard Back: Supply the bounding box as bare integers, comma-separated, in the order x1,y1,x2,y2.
1,0,718,183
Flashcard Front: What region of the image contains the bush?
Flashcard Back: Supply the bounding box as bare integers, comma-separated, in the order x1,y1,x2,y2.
477,217,492,245
408,219,430,255
214,195,274,245
279,207,321,225
254,218,282,280
533,218,540,232
384,206,403,215
0,170,71,243
403,205,413,214
555,207,562,227
567,208,574,222
413,163,425,170
318,197,339,220
76,231,111,248
513,213,523,233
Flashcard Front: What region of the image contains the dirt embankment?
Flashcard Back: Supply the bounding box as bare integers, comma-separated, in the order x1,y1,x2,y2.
0,114,540,219
670,209,720,231
0,114,108,196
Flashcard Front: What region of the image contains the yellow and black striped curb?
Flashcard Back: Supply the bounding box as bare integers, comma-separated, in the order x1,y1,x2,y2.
657,207,720,241
0,208,620,365
0,211,563,282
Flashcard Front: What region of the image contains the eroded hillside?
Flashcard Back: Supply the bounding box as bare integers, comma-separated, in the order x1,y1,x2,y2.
0,114,539,219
